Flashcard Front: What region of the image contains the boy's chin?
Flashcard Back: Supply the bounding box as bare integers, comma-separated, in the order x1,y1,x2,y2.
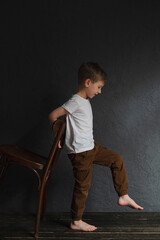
90,94,96,99
87,94,96,99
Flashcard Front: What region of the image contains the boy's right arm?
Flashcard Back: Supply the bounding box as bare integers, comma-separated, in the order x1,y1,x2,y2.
48,107,68,126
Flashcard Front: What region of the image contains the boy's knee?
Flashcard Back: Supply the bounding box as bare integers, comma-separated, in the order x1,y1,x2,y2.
114,153,124,166
76,177,92,190
74,168,92,182
80,183,91,192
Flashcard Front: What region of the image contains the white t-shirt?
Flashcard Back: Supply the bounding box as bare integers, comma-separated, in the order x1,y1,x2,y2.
62,94,94,154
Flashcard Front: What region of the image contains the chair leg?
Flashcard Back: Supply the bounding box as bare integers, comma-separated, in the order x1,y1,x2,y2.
42,175,51,220
35,177,48,238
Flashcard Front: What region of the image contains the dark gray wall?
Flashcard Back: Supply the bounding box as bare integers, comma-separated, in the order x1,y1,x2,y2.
1,0,160,213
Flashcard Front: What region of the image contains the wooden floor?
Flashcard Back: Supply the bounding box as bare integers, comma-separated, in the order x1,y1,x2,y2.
1,212,160,239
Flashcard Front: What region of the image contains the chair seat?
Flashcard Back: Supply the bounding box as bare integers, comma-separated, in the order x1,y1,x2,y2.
0,145,46,170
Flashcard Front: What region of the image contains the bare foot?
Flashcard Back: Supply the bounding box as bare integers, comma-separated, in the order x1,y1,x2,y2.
118,194,144,210
70,220,97,232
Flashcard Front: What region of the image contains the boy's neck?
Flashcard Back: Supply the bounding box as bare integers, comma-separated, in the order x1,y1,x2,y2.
77,90,88,99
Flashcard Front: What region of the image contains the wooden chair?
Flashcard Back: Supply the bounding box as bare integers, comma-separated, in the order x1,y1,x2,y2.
0,119,66,238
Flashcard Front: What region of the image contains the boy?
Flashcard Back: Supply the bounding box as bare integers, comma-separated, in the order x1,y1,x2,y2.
49,62,143,232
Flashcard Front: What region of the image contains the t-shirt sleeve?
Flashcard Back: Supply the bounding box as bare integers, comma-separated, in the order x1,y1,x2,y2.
61,96,78,114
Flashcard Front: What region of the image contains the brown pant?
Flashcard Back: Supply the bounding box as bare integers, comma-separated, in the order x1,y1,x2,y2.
68,141,128,221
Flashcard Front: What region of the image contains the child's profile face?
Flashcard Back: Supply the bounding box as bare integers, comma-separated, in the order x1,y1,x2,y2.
85,79,105,99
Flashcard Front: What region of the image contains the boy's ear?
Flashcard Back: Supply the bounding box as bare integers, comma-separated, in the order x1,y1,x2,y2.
84,78,91,87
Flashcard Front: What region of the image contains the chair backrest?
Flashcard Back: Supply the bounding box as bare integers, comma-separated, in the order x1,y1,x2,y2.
44,119,66,175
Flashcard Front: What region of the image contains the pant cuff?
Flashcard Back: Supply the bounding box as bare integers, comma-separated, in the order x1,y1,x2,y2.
118,190,128,197
71,213,82,221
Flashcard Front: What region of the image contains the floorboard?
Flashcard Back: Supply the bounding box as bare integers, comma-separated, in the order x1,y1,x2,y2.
0,212,160,239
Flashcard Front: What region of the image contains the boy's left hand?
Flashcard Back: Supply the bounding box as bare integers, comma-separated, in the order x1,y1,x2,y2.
58,141,62,148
